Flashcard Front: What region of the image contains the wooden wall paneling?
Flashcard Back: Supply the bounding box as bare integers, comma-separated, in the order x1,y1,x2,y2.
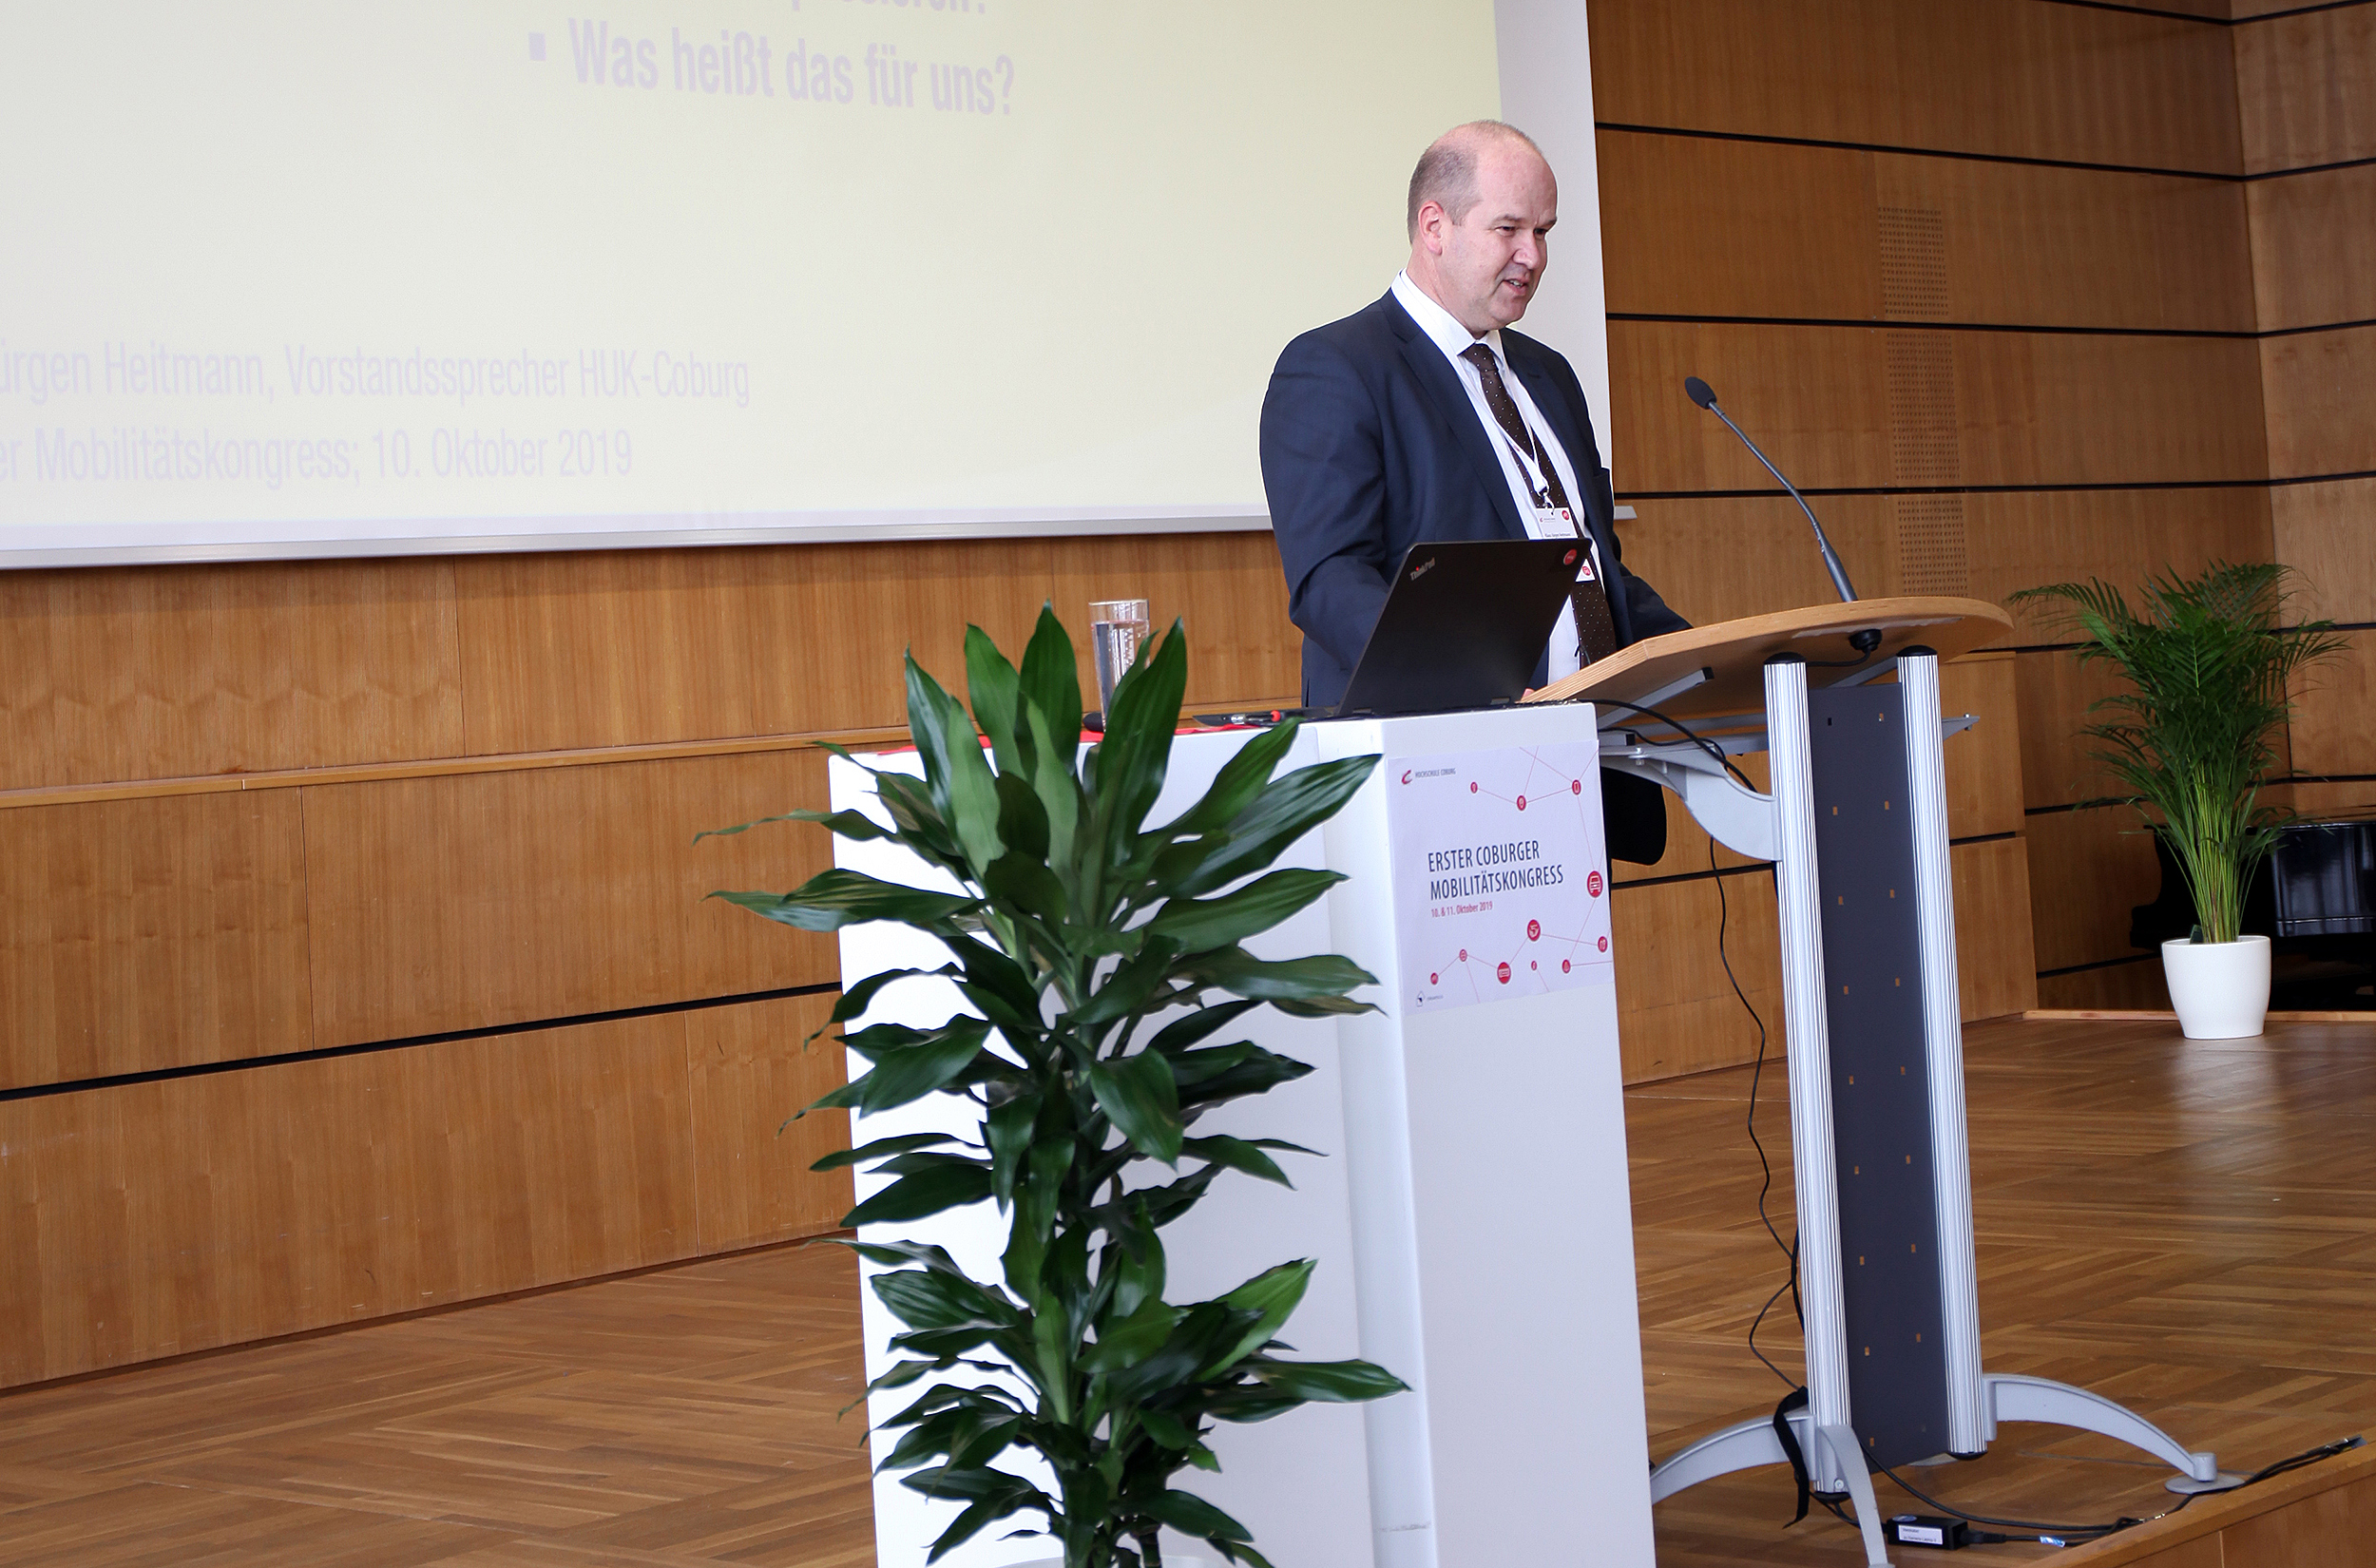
1942,651,2024,842
1598,130,2251,333
1587,0,2243,174
2287,629,2376,779
1964,486,2275,632
1611,870,1784,1083
2023,805,2164,974
0,559,462,793
2272,478,2376,623
2035,956,2171,1012
1044,530,1301,710
1868,155,2253,333
1948,331,2267,487
1597,133,1882,321
684,991,854,1252
2281,781,2376,822
1609,320,1891,493
302,749,835,1048
0,792,310,1091
2233,4,2376,174
2247,165,2376,334
1952,835,2038,1020
2261,325,2376,481
1611,323,2265,495
2015,647,2134,811
0,1013,699,1389
1609,495,1898,630
452,539,1056,755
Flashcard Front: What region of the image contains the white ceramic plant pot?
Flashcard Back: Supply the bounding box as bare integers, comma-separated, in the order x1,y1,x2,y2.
2161,934,2271,1040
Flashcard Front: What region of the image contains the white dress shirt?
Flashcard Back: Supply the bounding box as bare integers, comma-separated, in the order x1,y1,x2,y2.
1390,269,1603,682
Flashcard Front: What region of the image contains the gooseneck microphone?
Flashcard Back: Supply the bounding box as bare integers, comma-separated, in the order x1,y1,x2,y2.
1683,375,1882,657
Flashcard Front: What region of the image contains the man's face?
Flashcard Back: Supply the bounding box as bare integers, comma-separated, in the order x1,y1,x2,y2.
1423,144,1558,335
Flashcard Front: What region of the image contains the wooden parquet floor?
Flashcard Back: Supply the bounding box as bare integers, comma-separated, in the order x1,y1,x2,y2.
4,1015,2373,1566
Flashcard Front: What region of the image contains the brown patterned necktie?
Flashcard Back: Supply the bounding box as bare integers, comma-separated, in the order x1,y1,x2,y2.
1460,343,1618,664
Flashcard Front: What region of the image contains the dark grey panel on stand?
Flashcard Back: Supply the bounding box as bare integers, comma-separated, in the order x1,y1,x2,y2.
1810,681,1951,1469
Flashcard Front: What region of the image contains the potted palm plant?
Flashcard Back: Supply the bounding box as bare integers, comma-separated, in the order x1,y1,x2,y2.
708,606,1404,1567
2011,562,2345,1039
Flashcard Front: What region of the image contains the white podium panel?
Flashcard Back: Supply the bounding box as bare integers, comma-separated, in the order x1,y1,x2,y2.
829,704,1652,1568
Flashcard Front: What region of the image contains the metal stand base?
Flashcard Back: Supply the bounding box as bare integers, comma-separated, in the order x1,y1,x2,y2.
1982,1373,2239,1495
1651,1414,1893,1567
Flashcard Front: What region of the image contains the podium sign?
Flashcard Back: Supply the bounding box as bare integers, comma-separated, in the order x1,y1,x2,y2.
1386,740,1614,1013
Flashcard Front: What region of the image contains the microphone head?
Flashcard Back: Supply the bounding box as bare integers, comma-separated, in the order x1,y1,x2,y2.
1684,375,1717,411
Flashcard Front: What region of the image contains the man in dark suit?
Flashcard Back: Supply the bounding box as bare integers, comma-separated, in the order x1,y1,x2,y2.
1259,120,1688,862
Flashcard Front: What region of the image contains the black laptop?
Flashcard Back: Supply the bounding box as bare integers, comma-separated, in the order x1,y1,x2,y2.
1333,537,1586,717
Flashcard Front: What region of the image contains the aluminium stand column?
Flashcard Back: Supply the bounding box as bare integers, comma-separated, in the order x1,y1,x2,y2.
1645,655,1891,1568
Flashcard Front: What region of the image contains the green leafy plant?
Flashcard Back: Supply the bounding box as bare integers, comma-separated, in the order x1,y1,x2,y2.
2009,562,2345,945
706,606,1403,1568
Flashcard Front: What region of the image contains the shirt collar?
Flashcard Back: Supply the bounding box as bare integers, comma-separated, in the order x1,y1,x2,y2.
1391,271,1504,368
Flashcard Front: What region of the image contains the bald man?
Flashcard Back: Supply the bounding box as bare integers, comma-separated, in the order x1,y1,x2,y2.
1260,120,1686,862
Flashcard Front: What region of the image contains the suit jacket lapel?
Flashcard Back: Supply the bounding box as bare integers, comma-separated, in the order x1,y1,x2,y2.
1384,295,1529,541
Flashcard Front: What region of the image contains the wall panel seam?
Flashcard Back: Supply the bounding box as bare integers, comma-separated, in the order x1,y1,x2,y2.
1614,312,2376,342
0,980,843,1105
1596,122,2247,182
1622,474,2376,503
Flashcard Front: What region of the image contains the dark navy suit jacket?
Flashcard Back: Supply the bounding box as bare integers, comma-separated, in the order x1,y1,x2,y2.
1258,288,1691,860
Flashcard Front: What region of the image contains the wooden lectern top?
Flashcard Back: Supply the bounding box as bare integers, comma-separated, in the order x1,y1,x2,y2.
1523,596,2015,722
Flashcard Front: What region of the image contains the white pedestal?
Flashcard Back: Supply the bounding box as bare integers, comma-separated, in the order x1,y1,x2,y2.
831,703,1652,1568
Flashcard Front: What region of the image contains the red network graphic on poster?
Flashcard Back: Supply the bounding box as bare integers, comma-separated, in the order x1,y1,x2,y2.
1390,740,1616,1013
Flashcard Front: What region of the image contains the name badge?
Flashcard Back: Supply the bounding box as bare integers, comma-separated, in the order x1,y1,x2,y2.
1538,506,1595,579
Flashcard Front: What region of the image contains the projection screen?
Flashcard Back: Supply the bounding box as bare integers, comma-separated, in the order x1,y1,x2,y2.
0,0,1607,566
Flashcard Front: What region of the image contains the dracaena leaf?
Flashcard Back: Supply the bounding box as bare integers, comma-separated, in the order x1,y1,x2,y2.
842,1158,995,1227
831,1018,991,1116
1138,1488,1254,1544
1198,1260,1313,1378
1171,754,1380,897
1089,621,1188,848
822,966,955,1030
965,623,1030,782
872,1265,1021,1331
809,1132,961,1173
1146,868,1343,954
710,867,978,931
907,654,1006,874
1181,948,1375,1005
1244,1354,1408,1403
1180,1135,1298,1188
1087,1051,1182,1164
1077,1298,1184,1374
1144,998,1262,1057
1163,717,1301,837
693,806,896,844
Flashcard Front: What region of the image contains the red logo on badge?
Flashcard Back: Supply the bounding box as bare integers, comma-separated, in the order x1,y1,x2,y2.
1562,548,1579,566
